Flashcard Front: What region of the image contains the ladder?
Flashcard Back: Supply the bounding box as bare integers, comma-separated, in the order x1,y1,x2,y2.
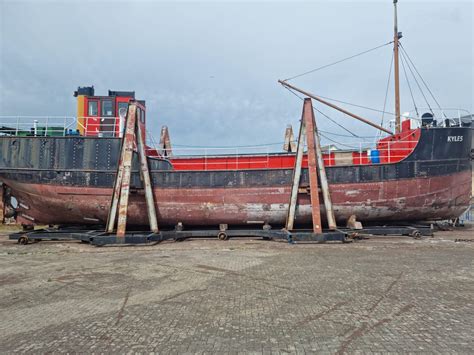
106,101,159,240
286,98,337,233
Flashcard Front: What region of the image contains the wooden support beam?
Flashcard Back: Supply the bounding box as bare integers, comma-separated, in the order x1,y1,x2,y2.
286,99,337,233
107,102,160,239
136,121,159,233
115,104,138,239
311,107,337,230
303,99,323,234
285,120,306,231
106,133,127,233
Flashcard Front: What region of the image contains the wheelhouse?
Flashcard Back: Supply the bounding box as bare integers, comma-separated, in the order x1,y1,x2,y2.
74,86,146,138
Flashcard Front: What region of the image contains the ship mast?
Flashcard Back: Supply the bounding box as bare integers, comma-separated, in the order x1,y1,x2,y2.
393,0,402,133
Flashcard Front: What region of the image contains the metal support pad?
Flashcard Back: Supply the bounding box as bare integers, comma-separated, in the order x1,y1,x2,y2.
9,225,432,246
342,225,433,237
70,229,348,246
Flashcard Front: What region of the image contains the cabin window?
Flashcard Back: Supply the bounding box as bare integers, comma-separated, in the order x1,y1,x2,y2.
140,109,145,123
118,102,128,118
88,101,98,116
101,100,114,117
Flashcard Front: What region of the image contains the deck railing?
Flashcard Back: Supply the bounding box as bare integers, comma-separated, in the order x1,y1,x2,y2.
0,116,77,136
0,116,123,137
2,108,470,138
386,108,472,130
157,146,274,170
1,111,467,169
143,139,422,170
76,116,123,137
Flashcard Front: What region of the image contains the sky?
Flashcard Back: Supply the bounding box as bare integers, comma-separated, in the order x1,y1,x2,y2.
0,0,472,151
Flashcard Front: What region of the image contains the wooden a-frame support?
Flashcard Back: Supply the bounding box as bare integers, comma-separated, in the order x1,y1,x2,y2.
159,125,173,157
106,101,159,239
283,125,297,153
286,98,337,233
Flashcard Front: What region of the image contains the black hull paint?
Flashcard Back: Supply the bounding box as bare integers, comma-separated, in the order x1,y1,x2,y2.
0,127,471,187
0,126,472,226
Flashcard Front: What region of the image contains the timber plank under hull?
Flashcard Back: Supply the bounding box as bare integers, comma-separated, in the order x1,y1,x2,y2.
0,126,471,226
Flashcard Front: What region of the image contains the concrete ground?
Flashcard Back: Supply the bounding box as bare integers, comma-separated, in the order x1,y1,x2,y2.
0,228,473,354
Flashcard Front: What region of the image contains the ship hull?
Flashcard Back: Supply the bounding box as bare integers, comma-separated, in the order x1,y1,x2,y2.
0,170,470,226
0,126,471,227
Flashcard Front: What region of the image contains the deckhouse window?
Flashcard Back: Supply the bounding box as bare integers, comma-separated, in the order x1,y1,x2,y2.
88,101,98,116
118,102,128,118
140,109,145,123
102,100,114,117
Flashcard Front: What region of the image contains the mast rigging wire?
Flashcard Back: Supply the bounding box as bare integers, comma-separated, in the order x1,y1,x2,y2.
283,87,385,148
283,86,359,137
171,130,376,150
399,48,434,116
379,50,394,135
314,107,359,138
318,132,362,149
319,130,376,139
305,93,402,118
399,51,419,118
400,43,447,118
283,41,394,81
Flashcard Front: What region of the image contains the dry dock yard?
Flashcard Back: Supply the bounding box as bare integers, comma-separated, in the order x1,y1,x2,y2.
0,229,473,354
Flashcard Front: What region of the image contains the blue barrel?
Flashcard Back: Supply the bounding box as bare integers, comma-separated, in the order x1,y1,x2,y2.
370,149,380,163
65,129,80,136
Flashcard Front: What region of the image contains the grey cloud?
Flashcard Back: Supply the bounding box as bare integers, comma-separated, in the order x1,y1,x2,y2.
1,1,472,148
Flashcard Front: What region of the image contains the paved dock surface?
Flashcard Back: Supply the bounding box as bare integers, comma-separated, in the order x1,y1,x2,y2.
0,229,473,354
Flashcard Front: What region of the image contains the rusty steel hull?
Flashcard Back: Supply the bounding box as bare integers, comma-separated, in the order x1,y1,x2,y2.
0,126,472,227
0,170,470,226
